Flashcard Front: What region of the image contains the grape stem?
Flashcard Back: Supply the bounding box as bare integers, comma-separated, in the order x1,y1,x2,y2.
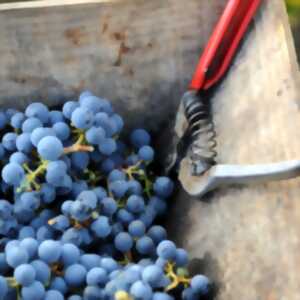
64,134,94,154
165,262,191,291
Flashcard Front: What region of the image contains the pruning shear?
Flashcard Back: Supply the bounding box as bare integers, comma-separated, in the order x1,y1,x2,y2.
167,0,300,197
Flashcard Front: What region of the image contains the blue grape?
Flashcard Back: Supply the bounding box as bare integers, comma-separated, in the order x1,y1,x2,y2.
63,101,79,119
126,195,145,213
86,267,108,286
91,216,112,238
147,226,167,244
25,102,49,123
101,197,117,216
0,111,7,129
130,281,153,300
49,110,65,124
53,122,70,141
71,180,88,198
22,117,42,133
127,180,143,195
101,158,115,173
19,226,35,239
21,281,45,300
38,240,61,263
11,112,25,129
20,238,38,259
153,292,174,300
142,265,164,287
50,277,67,294
44,290,64,300
175,248,189,267
40,184,56,204
0,276,8,299
2,132,17,151
77,190,98,209
149,196,167,216
64,264,87,287
20,192,40,210
111,113,124,132
38,136,63,161
126,154,139,166
130,129,151,148
128,220,146,238
0,144,5,160
111,222,124,237
1,163,25,186
14,264,36,286
83,286,104,300
71,107,94,129
68,296,82,300
46,161,67,186
61,243,80,266
98,138,117,155
100,257,119,273
80,254,101,271
85,126,105,144
9,151,28,165
109,180,128,198
94,113,114,136
61,228,82,246
138,145,154,162
114,232,133,253
16,133,32,153
30,127,55,147
0,200,13,218
36,225,54,242
108,169,126,182
190,275,210,295
71,152,89,170
157,240,177,260
117,209,134,225
79,90,93,101
4,240,19,252
136,236,155,255
6,246,29,268
153,177,174,198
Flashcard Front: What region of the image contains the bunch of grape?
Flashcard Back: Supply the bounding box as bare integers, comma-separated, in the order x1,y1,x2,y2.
0,92,211,300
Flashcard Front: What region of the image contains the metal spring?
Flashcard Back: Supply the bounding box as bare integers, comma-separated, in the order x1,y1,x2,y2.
182,91,217,175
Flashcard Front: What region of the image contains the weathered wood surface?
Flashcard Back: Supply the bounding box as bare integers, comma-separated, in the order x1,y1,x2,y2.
0,0,229,132
168,1,300,300
0,0,299,299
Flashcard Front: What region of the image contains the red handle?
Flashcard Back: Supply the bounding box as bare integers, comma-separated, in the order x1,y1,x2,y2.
189,0,262,91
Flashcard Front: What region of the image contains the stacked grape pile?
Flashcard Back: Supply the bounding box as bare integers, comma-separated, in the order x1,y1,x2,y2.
0,92,211,300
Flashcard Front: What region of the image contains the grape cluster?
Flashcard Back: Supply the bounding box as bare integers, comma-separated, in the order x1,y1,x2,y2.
0,92,211,299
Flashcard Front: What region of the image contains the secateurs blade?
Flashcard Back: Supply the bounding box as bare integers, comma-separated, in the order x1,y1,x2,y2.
168,0,300,197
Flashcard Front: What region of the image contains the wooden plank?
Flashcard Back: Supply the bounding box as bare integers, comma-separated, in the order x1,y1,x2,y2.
168,1,300,300
0,0,228,132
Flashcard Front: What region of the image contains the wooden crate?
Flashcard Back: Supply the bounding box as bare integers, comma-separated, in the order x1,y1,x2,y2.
0,0,299,299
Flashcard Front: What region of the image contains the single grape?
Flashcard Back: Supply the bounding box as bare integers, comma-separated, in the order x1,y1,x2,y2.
19,238,38,259
91,216,112,238
142,265,164,287
40,184,56,204
9,151,28,165
49,110,65,124
130,129,151,148
38,240,62,263
10,112,25,129
80,254,101,271
21,281,45,300
71,107,94,129
6,246,29,268
190,275,210,295
2,133,17,151
62,101,79,119
50,277,67,295
126,195,145,214
108,169,126,182
71,152,89,170
25,102,49,123
44,290,64,300
37,136,63,161
153,292,174,300
64,264,87,287
86,267,108,286
16,133,33,154
153,177,174,198
138,145,154,162
147,226,167,244
157,240,177,260
109,180,128,198
130,281,153,300
85,126,105,145
136,236,155,255
128,220,146,238
175,248,189,267
14,264,36,286
53,122,70,141
61,243,80,266
98,138,117,155
18,226,35,239
101,197,118,216
22,117,43,133
114,232,133,253
83,286,104,300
